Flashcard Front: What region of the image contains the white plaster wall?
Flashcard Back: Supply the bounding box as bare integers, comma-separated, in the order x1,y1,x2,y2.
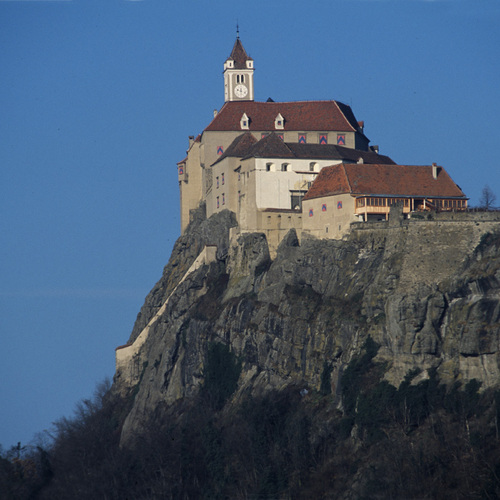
254,158,341,210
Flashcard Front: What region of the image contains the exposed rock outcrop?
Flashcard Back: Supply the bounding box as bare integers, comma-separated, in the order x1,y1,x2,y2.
114,208,500,446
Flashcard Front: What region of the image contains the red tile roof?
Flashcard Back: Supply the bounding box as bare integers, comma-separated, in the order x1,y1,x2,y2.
228,38,252,69
304,164,467,201
204,101,363,133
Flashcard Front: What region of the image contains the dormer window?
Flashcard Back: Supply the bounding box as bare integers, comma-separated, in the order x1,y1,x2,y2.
247,60,253,69
275,113,285,130
240,113,250,130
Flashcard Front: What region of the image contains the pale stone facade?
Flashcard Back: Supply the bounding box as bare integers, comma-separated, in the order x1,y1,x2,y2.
302,193,358,240
176,37,467,249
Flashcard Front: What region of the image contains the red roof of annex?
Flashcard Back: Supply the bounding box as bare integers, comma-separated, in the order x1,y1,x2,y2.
303,163,467,201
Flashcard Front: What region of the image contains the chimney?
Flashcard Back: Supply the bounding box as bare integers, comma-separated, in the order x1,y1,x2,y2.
432,163,439,179
188,135,195,147
357,157,364,164
213,109,218,118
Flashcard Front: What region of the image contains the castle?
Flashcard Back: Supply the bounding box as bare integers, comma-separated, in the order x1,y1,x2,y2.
177,36,467,252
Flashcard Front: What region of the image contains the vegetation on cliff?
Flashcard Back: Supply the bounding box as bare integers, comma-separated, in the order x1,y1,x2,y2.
3,339,500,499
3,209,500,498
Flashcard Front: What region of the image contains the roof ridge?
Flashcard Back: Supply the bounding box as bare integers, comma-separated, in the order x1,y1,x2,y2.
343,164,353,193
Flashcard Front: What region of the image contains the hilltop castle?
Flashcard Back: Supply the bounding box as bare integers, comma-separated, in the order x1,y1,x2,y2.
177,36,467,252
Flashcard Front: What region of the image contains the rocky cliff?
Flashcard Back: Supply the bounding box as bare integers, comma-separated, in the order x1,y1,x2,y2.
114,206,500,447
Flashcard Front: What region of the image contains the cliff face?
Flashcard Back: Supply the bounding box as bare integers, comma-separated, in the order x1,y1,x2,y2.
114,207,500,446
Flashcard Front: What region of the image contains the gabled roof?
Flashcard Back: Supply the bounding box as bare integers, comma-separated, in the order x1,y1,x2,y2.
304,164,467,201
227,38,252,69
212,133,393,165
212,132,258,164
243,133,296,159
285,143,395,164
204,101,364,133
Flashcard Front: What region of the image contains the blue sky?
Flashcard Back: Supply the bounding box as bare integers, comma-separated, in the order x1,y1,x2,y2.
1,0,499,450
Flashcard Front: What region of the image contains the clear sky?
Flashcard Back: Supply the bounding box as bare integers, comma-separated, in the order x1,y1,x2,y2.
1,0,499,451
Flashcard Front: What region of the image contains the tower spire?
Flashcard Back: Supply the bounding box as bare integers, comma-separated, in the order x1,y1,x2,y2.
223,32,254,102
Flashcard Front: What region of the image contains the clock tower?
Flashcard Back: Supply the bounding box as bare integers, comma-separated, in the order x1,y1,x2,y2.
223,34,254,102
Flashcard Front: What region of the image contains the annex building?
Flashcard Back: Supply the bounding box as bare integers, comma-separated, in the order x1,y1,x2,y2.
177,36,467,251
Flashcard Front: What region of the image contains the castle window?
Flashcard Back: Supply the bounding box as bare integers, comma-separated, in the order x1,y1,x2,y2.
221,173,225,185
337,134,346,145
290,190,306,210
222,193,225,205
236,75,240,83
281,163,289,172
241,75,245,83
240,113,250,130
275,113,285,130
298,133,307,144
266,163,275,172
309,162,318,172
216,176,219,189
216,196,219,209
319,134,328,145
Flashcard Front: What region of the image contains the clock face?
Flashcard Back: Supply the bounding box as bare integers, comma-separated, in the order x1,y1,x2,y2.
234,84,248,98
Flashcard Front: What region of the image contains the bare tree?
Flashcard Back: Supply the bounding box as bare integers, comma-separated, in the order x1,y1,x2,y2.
479,185,496,210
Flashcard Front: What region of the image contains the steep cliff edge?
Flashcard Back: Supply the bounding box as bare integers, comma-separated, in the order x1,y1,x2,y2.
114,207,500,447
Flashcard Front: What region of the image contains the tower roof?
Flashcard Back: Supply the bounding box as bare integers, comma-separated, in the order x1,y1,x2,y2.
228,38,252,69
